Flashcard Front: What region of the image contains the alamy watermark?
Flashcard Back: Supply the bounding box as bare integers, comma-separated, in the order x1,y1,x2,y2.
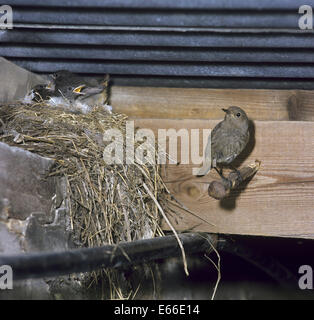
0,265,13,290
299,5,313,29
0,5,13,29
298,265,313,289
102,121,211,175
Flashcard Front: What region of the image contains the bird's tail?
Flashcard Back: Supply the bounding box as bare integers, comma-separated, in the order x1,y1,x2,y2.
197,160,211,177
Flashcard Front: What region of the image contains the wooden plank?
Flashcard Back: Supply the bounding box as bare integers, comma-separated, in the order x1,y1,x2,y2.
112,86,314,121
134,119,314,239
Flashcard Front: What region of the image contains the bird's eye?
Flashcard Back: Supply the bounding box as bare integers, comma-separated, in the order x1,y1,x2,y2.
68,86,72,91
236,112,241,117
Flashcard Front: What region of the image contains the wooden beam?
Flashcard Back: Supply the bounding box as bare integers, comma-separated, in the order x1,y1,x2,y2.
135,119,314,239
112,86,314,121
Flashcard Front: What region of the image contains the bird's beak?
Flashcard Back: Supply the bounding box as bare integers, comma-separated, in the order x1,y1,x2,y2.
46,81,54,90
222,108,229,114
73,85,86,95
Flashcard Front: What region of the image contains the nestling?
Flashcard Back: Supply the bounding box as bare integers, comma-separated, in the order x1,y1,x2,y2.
26,70,111,114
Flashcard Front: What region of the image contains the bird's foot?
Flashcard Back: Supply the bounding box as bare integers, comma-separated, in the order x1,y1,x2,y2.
230,166,243,183
214,167,232,189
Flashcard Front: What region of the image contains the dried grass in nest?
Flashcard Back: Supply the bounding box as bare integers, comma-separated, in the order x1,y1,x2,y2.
0,101,172,298
0,102,167,246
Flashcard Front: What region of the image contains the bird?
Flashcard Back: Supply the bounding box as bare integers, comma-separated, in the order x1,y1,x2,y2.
52,70,100,88
28,70,111,114
22,83,55,104
52,70,109,103
197,106,250,177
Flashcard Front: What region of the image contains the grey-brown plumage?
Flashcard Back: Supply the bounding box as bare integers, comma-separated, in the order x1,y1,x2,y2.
29,70,110,113
31,84,54,102
198,106,250,176
51,70,107,104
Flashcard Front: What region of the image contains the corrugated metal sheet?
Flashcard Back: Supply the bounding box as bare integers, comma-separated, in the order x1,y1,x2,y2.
4,0,312,10
1,0,314,88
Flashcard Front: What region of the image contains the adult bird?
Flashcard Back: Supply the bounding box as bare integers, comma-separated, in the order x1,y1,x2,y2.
198,106,250,177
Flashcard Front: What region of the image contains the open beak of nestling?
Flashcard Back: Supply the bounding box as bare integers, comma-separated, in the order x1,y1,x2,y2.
46,81,55,90
73,85,86,95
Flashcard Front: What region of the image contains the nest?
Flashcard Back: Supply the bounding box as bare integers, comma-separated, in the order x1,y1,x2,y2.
0,102,168,246
0,101,173,297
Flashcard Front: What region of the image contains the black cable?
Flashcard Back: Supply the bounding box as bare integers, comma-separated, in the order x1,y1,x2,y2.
0,231,301,290
0,232,212,280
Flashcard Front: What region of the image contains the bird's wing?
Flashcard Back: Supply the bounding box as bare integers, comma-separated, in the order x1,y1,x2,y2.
197,139,212,176
197,122,222,175
211,126,249,164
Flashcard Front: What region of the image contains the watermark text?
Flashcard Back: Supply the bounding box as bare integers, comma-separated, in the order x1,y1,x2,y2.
0,265,13,290
0,5,13,29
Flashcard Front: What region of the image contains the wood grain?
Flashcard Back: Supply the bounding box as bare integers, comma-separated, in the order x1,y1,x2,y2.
135,119,314,239
111,86,314,121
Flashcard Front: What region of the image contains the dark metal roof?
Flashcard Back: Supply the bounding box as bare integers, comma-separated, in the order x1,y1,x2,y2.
2,0,314,88
4,0,311,10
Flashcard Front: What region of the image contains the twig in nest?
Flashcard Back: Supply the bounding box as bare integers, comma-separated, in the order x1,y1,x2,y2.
204,244,221,300
0,118,5,133
208,160,261,200
143,182,189,276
